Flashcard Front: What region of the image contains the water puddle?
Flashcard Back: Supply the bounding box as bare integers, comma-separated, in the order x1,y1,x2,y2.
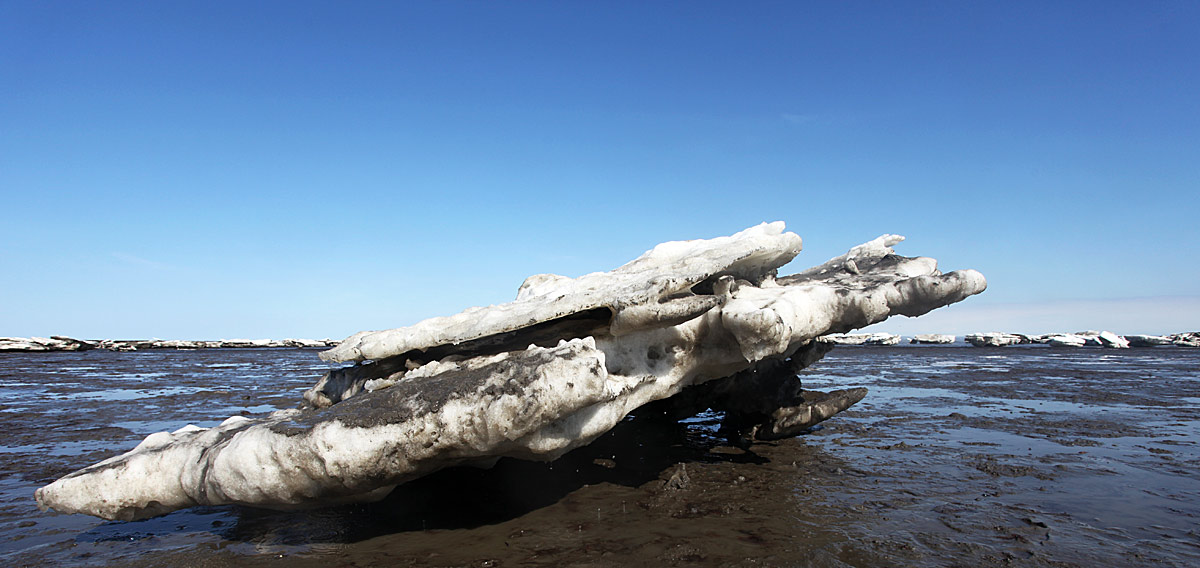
52,386,203,401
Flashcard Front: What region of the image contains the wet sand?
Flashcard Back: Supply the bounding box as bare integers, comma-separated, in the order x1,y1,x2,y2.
2,346,1198,566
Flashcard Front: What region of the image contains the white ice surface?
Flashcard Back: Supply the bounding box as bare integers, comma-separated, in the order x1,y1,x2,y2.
37,223,987,520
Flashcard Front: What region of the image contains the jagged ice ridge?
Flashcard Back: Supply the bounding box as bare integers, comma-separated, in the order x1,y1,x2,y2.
36,222,986,520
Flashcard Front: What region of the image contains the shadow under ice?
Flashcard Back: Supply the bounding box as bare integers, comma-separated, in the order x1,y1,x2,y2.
77,410,770,549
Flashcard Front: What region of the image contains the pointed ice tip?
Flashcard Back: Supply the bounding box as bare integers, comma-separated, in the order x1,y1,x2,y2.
762,220,786,235
955,269,988,295
728,221,786,239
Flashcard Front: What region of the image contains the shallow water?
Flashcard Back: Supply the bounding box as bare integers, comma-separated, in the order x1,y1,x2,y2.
2,346,1198,566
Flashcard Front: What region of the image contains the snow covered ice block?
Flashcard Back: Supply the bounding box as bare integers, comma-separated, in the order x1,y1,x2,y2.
37,222,986,520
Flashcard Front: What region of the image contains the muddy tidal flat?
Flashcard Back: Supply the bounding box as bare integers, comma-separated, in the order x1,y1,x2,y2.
2,346,1198,567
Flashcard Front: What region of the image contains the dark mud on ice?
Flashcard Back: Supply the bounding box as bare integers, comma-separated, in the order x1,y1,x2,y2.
2,346,1198,566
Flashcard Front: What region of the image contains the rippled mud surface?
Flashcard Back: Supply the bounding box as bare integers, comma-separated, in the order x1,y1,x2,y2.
2,346,1198,567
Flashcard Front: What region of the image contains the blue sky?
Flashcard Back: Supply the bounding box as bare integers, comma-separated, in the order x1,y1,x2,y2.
2,1,1197,339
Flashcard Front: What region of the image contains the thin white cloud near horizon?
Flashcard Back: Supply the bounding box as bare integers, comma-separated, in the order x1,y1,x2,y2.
861,296,1200,337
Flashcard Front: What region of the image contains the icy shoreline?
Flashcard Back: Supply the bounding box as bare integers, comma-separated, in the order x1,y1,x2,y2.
4,331,1197,353
0,336,338,352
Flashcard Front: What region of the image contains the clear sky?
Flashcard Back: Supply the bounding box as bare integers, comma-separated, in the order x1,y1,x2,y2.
2,1,1197,340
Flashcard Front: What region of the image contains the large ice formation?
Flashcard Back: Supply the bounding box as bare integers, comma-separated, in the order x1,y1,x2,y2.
36,222,986,520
